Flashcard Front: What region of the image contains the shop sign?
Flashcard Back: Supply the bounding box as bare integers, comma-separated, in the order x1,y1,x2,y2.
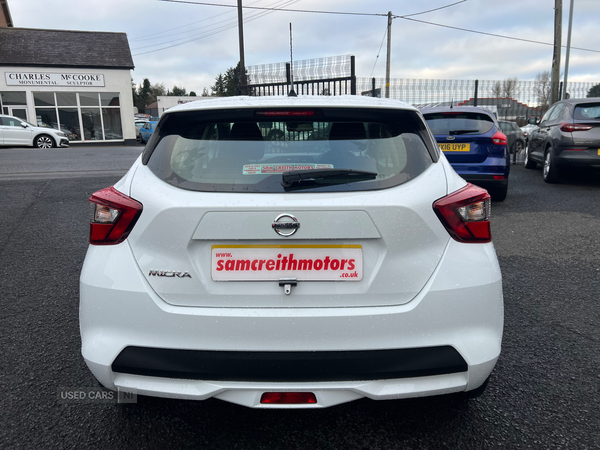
5,72,105,87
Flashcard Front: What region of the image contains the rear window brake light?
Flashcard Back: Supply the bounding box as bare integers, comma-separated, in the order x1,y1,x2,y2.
256,111,317,117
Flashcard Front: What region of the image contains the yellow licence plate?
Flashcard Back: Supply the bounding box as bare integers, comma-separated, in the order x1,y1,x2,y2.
439,143,470,152
597,149,600,155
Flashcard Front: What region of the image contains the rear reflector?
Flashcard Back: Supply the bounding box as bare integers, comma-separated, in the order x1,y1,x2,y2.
560,123,593,132
89,186,143,245
492,175,505,180
433,184,491,243
491,131,507,146
260,392,317,404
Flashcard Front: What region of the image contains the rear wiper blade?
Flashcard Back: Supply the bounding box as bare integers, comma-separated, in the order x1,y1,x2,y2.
449,129,479,135
281,168,377,190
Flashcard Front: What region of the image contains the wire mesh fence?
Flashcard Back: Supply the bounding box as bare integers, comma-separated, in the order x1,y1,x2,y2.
247,54,599,125
247,55,354,84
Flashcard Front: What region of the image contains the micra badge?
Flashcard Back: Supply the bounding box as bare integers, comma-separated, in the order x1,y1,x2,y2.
149,270,192,278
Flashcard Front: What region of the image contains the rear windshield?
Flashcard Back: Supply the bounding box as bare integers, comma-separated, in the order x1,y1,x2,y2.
143,108,436,193
423,112,495,135
573,103,600,120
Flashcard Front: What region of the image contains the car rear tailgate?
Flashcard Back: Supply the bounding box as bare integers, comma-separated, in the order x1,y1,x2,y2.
126,163,451,308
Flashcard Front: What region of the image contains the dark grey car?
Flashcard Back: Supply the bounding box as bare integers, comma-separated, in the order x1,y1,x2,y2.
526,98,600,183
499,120,526,155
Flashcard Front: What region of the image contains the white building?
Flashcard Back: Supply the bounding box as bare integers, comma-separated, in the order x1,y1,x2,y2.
0,27,136,144
145,96,211,118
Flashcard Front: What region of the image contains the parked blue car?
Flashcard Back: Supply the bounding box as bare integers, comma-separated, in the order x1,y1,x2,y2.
139,120,158,144
422,106,510,201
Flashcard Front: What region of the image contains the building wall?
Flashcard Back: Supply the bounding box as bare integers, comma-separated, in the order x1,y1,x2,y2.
156,96,208,116
1,66,136,144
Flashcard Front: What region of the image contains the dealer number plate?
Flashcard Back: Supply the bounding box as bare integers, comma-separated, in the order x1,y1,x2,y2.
212,245,363,281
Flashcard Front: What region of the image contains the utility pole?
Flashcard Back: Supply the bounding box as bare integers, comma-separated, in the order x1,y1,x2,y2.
562,0,574,99
550,0,562,104
385,11,392,99
237,0,247,95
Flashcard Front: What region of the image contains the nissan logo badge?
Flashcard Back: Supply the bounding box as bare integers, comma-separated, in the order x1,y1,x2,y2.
272,214,300,237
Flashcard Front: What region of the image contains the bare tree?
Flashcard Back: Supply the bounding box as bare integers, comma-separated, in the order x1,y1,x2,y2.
491,81,503,97
502,77,518,98
534,70,552,110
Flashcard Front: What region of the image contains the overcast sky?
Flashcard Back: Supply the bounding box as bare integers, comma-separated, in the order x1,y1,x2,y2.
10,0,600,94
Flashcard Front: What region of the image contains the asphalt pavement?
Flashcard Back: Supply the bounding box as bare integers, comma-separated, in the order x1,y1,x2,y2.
0,148,599,449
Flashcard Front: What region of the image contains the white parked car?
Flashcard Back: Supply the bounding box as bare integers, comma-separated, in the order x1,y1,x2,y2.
0,114,69,148
80,95,503,408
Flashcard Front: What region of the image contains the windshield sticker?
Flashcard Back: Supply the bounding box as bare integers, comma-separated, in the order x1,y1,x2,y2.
242,164,334,175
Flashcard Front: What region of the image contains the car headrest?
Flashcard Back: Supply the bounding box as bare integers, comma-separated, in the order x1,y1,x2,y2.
329,122,367,141
229,122,264,141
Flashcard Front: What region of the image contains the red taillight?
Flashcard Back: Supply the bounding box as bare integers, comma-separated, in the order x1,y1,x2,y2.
260,392,317,405
560,123,593,132
89,186,143,245
491,131,507,146
433,184,491,243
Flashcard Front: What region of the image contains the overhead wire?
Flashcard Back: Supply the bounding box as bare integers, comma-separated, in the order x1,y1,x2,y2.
132,0,298,55
159,0,387,17
397,16,600,54
130,0,276,42
137,0,600,56
370,25,388,78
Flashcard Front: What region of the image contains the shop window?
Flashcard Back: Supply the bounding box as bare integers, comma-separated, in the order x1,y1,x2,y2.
56,93,77,106
17,91,123,142
35,108,58,129
102,108,123,139
100,93,120,107
79,92,99,107
1,91,27,106
33,92,56,107
58,108,81,141
81,108,102,140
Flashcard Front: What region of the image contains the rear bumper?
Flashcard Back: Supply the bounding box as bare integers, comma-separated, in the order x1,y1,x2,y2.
80,238,503,408
556,149,600,167
112,346,467,381
460,174,508,192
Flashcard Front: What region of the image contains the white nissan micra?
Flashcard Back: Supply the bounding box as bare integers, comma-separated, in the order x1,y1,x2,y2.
80,95,503,408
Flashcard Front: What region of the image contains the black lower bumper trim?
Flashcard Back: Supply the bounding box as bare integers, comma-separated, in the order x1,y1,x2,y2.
112,346,467,382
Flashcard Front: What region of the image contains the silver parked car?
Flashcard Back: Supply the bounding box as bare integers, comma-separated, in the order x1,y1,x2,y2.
499,120,526,154
525,98,600,182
